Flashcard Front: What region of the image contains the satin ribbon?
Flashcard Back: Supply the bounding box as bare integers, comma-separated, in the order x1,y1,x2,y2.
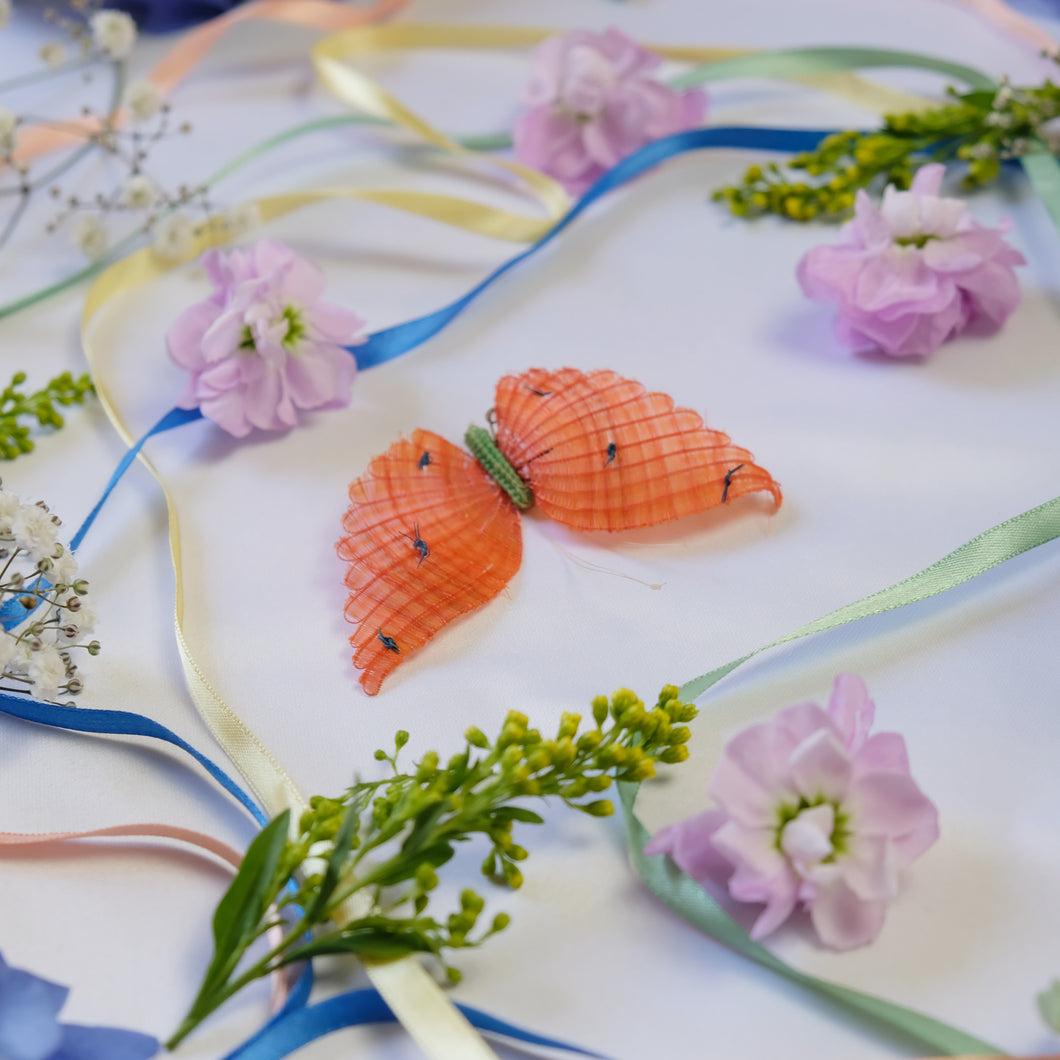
9,0,413,166
619,494,1060,1056
941,0,1060,53
0,822,301,1016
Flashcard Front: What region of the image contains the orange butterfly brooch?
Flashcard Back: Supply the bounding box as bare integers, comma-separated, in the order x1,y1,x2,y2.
337,368,782,694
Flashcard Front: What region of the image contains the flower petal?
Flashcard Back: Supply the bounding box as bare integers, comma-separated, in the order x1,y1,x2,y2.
644,810,732,885
810,879,888,950
0,957,67,1060
789,729,852,804
848,771,939,847
52,1024,158,1060
826,673,875,753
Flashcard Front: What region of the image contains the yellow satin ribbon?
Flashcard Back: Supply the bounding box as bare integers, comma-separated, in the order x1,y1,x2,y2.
77,23,951,1060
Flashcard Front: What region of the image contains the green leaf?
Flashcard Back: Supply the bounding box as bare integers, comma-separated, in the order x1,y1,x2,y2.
210,811,290,972
490,807,544,825
306,804,359,921
1038,979,1060,1032
400,801,446,853
281,921,436,965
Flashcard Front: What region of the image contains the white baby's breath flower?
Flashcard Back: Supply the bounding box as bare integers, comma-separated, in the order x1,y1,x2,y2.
40,42,66,68
0,631,16,674
121,174,157,210
153,212,195,261
58,599,95,640
29,643,67,701
73,215,107,259
0,106,17,155
223,202,261,238
0,491,20,534
90,9,137,60
123,79,161,122
0,0,11,30
11,504,58,562
50,547,78,588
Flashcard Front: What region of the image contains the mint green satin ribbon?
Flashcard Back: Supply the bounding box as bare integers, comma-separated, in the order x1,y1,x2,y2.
669,45,997,92
622,494,1060,1056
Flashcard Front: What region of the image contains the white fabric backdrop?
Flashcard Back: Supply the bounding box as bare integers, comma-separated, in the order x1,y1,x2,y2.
0,1,1058,1058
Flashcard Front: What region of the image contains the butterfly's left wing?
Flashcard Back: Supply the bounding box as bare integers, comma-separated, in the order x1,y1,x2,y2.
493,367,781,532
337,429,522,695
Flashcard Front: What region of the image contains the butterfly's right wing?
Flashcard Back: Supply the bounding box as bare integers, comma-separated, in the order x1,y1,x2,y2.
337,429,522,695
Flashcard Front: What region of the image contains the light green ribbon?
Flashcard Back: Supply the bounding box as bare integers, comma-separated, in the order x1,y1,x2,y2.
621,494,1060,1055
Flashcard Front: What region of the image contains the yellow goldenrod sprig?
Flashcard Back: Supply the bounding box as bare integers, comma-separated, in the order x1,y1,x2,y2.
168,685,697,1049
714,70,1060,222
0,371,95,460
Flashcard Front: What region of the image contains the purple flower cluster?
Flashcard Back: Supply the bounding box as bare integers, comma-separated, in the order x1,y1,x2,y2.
647,675,939,950
167,239,364,437
798,164,1025,357
513,28,706,194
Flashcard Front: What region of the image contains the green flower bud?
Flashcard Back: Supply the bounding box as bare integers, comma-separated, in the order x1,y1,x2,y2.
373,749,388,761
394,730,410,750
609,689,640,718
557,712,581,739
592,695,609,726
416,751,439,782
446,966,463,984
465,726,489,748
659,745,690,764
460,889,485,914
626,760,656,782
587,774,612,792
508,844,528,862
526,747,551,772
415,863,439,891
667,725,692,746
491,913,511,933
577,730,602,753
582,800,614,817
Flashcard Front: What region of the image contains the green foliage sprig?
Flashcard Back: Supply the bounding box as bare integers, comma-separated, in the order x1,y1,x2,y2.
1039,979,1060,1033
167,685,697,1049
0,371,95,459
713,73,1060,222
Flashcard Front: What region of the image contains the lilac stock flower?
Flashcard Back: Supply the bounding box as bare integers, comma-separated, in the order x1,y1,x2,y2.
646,675,939,950
0,952,157,1060
513,27,707,194
167,239,365,437
797,164,1025,357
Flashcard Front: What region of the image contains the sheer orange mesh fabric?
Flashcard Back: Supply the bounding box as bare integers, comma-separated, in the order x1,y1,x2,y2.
338,370,781,694
337,429,522,695
494,368,782,532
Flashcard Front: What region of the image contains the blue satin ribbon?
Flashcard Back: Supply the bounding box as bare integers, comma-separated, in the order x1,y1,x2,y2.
0,689,266,826
72,125,831,553
223,989,610,1060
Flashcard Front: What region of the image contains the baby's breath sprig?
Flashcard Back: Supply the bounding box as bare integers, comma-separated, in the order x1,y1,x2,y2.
0,370,95,460
167,686,698,1049
0,480,98,703
713,70,1060,222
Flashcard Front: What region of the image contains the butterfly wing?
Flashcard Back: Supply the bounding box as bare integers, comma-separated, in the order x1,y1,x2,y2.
337,429,522,695
493,368,782,532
